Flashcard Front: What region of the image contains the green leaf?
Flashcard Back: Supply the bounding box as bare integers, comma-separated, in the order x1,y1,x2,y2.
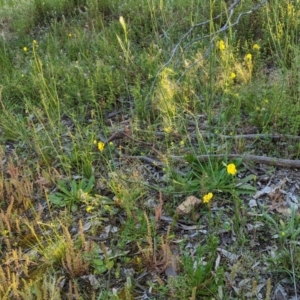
235,183,256,194
93,259,104,266
237,174,256,183
86,175,95,191
78,179,86,190
184,154,204,173
71,180,78,194
92,259,108,274
184,154,198,164
263,212,278,229
49,195,68,207
291,227,300,240
71,203,78,212
106,260,114,271
95,266,107,274
57,180,72,196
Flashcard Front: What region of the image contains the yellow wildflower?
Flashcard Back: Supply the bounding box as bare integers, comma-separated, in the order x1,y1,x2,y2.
227,163,237,176
218,40,226,50
33,40,37,44
180,140,185,146
136,256,142,265
163,126,172,134
98,141,105,152
2,229,9,236
203,192,213,203
253,44,260,50
86,206,94,213
245,53,252,61
68,33,72,37
229,72,236,80
23,47,28,52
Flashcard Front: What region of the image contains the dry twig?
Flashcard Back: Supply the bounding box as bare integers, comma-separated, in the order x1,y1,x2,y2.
105,129,300,169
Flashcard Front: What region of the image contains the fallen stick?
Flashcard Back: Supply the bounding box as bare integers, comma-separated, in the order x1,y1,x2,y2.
123,154,300,169
154,131,300,141
202,133,300,141
171,154,300,168
105,130,300,168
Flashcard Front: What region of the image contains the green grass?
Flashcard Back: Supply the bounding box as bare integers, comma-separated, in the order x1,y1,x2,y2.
1,0,300,298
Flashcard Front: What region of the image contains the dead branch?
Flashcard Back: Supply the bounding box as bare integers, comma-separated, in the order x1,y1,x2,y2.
123,153,300,169
171,154,300,169
215,134,300,141
154,131,300,141
104,129,300,169
148,0,268,88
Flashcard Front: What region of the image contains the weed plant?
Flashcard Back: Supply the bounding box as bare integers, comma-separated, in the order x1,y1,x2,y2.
0,0,300,298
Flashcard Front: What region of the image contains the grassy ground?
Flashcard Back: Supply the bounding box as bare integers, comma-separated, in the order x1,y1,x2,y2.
1,0,300,299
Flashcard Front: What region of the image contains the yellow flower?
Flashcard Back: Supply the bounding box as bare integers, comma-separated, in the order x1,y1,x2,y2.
98,141,105,152
68,33,72,37
23,47,28,52
33,40,37,44
245,53,252,61
163,126,172,134
253,44,260,50
203,192,213,203
218,40,226,50
227,163,237,176
86,206,94,213
229,72,236,80
180,140,185,146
